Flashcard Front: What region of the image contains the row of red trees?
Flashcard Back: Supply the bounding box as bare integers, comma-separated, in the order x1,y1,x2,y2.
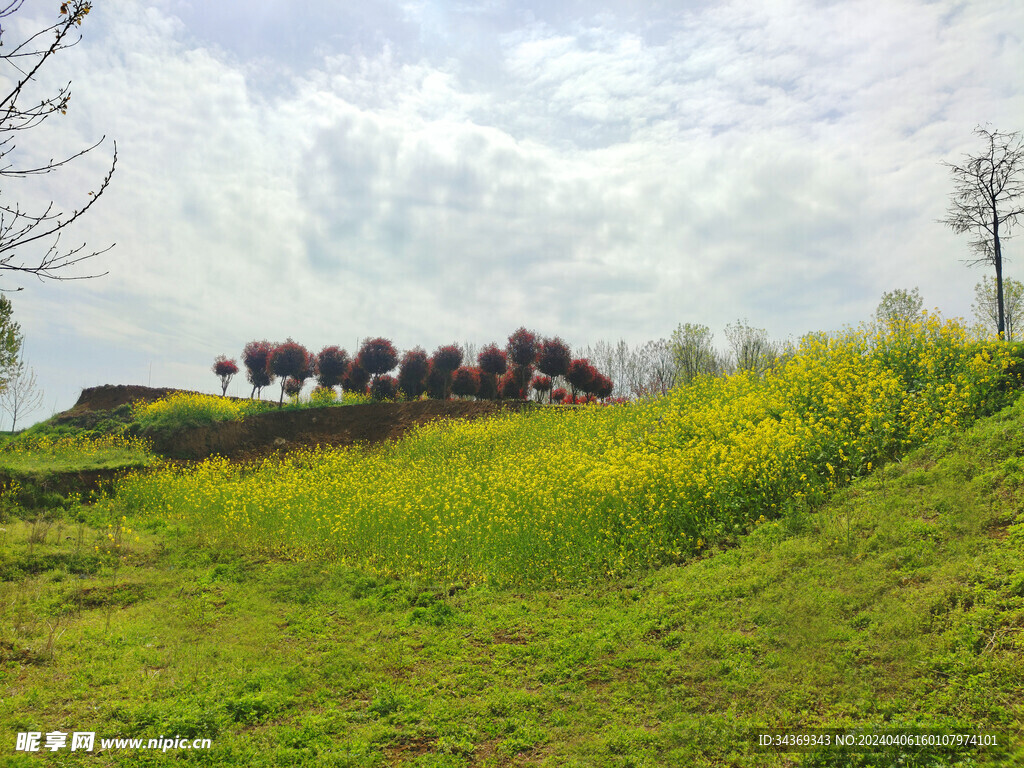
212,328,615,405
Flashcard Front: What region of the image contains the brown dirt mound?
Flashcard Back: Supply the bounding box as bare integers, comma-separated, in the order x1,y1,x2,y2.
66,385,193,416
62,386,544,461
148,399,541,460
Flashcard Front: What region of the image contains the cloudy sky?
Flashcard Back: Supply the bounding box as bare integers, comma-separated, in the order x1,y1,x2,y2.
1,0,1022,418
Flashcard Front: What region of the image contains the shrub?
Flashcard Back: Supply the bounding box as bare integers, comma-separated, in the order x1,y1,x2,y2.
531,375,553,402
370,374,399,401
283,377,303,402
551,387,568,403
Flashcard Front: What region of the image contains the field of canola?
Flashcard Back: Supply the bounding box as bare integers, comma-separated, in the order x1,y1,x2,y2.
110,316,1015,585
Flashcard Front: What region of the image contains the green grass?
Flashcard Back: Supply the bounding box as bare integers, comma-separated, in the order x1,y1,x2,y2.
1,398,1022,765
0,434,154,475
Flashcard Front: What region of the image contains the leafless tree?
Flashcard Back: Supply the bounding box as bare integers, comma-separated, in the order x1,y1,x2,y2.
0,350,42,432
578,339,632,398
459,341,479,370
725,320,780,375
0,0,116,285
940,126,1024,339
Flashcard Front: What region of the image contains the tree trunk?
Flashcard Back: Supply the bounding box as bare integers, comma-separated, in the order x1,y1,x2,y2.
995,213,1006,340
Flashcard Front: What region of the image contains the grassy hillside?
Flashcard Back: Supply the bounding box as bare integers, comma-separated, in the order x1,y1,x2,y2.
1,391,1022,765
107,317,1015,586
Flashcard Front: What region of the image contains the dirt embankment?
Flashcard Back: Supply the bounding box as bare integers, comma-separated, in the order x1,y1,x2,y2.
148,399,540,460
64,385,193,415
61,385,542,461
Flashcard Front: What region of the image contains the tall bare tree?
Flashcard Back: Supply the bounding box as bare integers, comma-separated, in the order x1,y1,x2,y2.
0,0,116,284
940,126,1024,340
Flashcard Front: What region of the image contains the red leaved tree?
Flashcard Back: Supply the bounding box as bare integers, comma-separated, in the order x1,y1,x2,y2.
531,374,552,403
425,361,448,400
477,343,507,401
242,340,276,399
212,355,238,397
398,347,430,400
430,344,463,399
592,372,614,400
506,327,538,399
566,358,596,401
356,337,398,386
268,339,313,405
551,387,568,404
343,361,371,395
451,366,481,399
498,370,525,400
282,377,303,400
537,337,571,403
316,346,350,392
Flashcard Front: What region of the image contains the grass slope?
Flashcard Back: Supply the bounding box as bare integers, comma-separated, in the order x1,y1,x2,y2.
1,400,1023,766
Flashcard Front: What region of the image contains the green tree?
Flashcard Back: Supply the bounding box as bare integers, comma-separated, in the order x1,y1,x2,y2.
0,295,23,388
973,276,1023,341
940,126,1024,340
670,323,720,384
874,288,926,337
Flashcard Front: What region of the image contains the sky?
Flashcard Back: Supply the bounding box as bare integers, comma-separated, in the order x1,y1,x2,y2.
1,0,1022,420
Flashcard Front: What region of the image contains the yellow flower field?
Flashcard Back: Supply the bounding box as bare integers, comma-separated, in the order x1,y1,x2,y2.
110,315,1015,585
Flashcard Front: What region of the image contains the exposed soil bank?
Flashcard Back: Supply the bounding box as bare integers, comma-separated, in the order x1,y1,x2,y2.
0,467,132,506
147,398,542,460
59,386,544,461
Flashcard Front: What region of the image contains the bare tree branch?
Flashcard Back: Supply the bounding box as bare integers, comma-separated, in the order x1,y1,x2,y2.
0,0,115,285
939,125,1024,339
